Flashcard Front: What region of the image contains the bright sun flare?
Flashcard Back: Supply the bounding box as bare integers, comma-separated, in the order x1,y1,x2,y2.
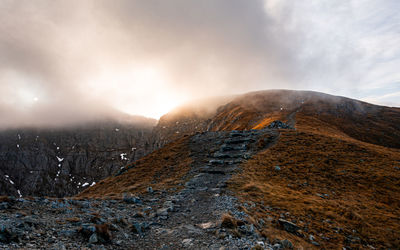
87,66,189,119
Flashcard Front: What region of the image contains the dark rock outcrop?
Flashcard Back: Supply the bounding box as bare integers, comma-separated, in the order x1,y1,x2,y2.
0,119,156,197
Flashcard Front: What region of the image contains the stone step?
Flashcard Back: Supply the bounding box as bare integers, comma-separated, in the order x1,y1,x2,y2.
220,144,247,152
225,137,255,144
229,131,245,137
225,158,246,165
200,166,236,174
213,152,244,159
201,169,227,175
208,159,224,165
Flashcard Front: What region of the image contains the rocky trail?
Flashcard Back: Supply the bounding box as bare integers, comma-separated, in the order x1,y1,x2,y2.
0,129,283,249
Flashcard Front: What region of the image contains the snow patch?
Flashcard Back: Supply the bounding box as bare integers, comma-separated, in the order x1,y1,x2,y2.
82,182,89,187
4,175,14,185
115,128,120,132
16,144,20,148
56,156,64,162
120,153,128,160
90,182,96,187
17,190,22,198
17,134,21,140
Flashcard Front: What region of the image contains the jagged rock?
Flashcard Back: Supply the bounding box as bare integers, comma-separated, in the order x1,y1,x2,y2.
79,224,96,237
272,243,282,250
238,224,256,236
278,219,300,233
182,238,193,247
0,119,156,197
209,159,224,165
123,196,142,204
268,120,292,129
156,208,169,217
281,239,293,249
89,233,98,243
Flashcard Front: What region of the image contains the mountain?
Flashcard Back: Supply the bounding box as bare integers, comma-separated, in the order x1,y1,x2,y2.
155,90,400,148
0,115,157,197
77,90,400,249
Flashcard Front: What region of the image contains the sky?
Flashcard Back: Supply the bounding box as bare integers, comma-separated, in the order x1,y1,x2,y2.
0,0,399,127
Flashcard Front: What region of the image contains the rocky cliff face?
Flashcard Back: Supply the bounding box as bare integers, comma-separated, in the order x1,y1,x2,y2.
0,119,156,197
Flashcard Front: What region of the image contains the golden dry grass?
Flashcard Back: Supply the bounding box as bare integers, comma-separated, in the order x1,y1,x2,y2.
230,127,400,249
77,136,192,198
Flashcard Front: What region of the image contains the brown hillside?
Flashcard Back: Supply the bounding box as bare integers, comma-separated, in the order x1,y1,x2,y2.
78,90,400,248
155,90,400,149
230,127,400,248
77,136,192,198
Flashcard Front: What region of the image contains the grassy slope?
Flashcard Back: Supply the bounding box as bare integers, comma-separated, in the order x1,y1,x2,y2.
78,90,400,248
77,136,192,198
230,115,400,249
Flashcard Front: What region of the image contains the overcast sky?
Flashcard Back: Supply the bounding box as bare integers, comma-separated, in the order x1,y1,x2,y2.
0,0,399,127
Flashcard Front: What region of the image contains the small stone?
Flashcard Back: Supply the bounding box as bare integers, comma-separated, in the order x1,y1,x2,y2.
278,219,300,233
197,222,215,229
182,238,192,246
157,208,169,217
272,243,281,250
311,240,320,246
274,166,281,171
123,196,142,204
89,233,98,244
147,186,153,193
281,239,293,249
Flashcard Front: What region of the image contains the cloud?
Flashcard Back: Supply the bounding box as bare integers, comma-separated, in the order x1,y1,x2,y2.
0,0,399,127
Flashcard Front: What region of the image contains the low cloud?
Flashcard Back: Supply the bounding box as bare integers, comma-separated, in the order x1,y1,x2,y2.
0,0,399,127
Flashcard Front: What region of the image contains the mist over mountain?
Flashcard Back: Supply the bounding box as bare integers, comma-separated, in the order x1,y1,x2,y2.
0,0,399,248
0,0,399,126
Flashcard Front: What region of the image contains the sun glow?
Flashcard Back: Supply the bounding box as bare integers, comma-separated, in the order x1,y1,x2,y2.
86,66,189,119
